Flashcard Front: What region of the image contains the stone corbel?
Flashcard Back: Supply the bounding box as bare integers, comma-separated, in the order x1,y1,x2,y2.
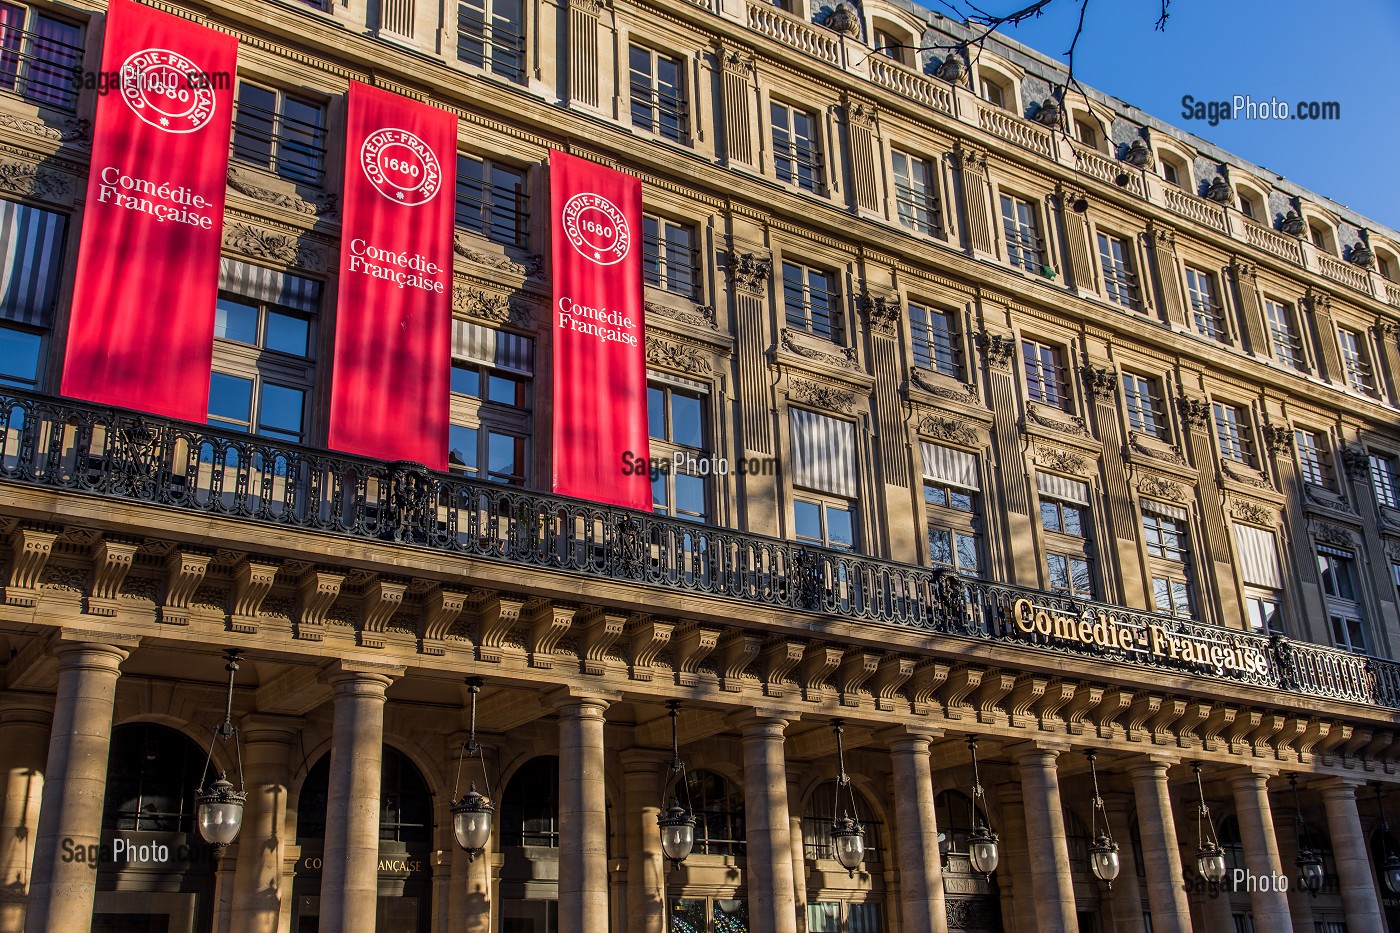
1148,698,1187,745
672,621,720,687
715,630,761,693
798,643,844,703
835,649,880,708
626,614,672,682
1090,687,1134,739
940,665,984,720
1123,693,1162,743
1225,709,1263,755
230,558,280,634
295,568,344,642
869,654,915,712
358,577,408,649
2,526,59,608
525,599,575,670
577,606,626,676
908,659,950,717
475,592,526,663
86,538,140,617
419,587,468,656
1198,705,1238,752
1248,714,1287,759
1002,674,1047,728
760,637,806,698
1059,683,1104,735
160,549,211,626
1031,679,1078,731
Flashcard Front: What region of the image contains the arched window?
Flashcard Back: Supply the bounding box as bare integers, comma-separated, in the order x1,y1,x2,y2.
1219,815,1245,873
1309,221,1335,254
296,746,434,844
501,755,559,848
934,789,992,860
1158,153,1190,191
679,769,745,857
803,781,884,864
1062,805,1093,874
103,722,207,833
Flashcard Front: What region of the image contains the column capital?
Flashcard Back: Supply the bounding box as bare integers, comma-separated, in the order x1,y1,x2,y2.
1006,739,1071,764
0,691,55,724
546,685,619,713
238,713,302,745
1124,754,1181,779
727,708,798,736
619,748,672,773
875,725,944,750
1314,776,1367,798
1225,766,1279,790
48,634,134,671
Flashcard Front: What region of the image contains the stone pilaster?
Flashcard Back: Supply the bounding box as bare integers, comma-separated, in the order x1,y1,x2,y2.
564,0,603,110
558,693,613,933
884,729,947,933
737,712,799,933
1230,259,1270,359
1056,185,1098,296
229,717,298,933
25,639,131,933
979,329,1034,585
1318,779,1385,931
1126,758,1192,933
1176,394,1242,627
1083,365,1134,606
717,46,756,168
953,145,995,260
1012,745,1077,933
0,697,52,933
1144,223,1186,327
842,99,881,215
1228,771,1290,933
319,667,399,933
1306,292,1344,386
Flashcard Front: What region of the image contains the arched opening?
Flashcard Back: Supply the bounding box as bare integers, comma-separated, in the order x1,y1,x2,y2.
291,746,434,933
92,722,217,933
677,768,745,858
499,756,561,932
803,780,885,932
1157,153,1189,191
802,780,883,865
935,789,1003,933
1237,187,1265,222
1062,806,1101,930
1309,220,1336,255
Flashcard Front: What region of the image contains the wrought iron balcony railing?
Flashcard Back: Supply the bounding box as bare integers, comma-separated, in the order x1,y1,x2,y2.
2,388,1399,711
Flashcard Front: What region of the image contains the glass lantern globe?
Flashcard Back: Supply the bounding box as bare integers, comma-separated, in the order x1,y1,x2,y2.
831,816,865,876
1296,849,1325,896
967,824,1000,877
1089,835,1121,887
452,786,494,861
195,775,246,851
1384,853,1400,894
658,805,697,866
1197,842,1228,884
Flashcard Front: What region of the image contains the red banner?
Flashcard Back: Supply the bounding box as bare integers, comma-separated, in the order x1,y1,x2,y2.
327,82,456,470
549,150,650,510
60,0,238,421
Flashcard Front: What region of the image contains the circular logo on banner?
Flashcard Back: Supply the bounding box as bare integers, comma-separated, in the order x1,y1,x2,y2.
561,192,631,265
118,48,217,134
360,129,442,206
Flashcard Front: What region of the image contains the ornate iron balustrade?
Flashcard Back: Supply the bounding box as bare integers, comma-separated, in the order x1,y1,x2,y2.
2,388,1399,710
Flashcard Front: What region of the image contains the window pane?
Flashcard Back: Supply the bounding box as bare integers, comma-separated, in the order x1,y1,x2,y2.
208,372,253,426
826,505,853,549
1062,504,1083,536
795,500,822,541
675,472,705,521
648,386,666,440
924,484,948,506
1048,553,1068,591
451,364,481,397
257,383,304,440
1040,501,1061,533
487,431,524,484
266,310,310,356
928,528,952,566
233,84,277,165
215,298,258,345
808,903,840,933
948,490,973,512
0,325,41,387
955,534,979,574
448,424,478,474
671,392,703,448
487,372,526,407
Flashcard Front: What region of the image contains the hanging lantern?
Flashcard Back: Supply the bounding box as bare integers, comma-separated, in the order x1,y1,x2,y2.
1384,853,1400,895
1192,762,1228,884
658,701,697,869
828,720,866,878
1084,750,1120,887
965,736,999,878
451,677,495,864
195,651,247,856
1295,848,1325,895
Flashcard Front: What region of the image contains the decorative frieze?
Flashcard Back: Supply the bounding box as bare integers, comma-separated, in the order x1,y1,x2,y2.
790,377,856,414
646,335,712,375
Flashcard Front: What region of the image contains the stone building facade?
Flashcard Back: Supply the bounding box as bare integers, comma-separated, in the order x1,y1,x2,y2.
1,0,1400,932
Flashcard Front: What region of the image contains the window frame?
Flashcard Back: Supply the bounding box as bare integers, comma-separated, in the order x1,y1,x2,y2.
1022,338,1070,411
1263,297,1305,371
642,213,700,300
794,493,857,552
1370,451,1399,509
1121,371,1167,438
782,259,843,344
647,380,710,523
1000,192,1044,273
908,302,962,379
1294,429,1335,489
1212,401,1254,465
1184,266,1227,342
1337,326,1377,397
207,289,319,445
447,324,534,487
457,0,526,83
455,152,529,249
1096,231,1140,309
231,81,328,187
0,1,83,111
770,99,824,194
629,43,689,145
891,148,939,235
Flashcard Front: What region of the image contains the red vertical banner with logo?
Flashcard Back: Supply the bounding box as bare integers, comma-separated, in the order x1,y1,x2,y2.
60,0,237,421
549,150,650,510
327,82,456,470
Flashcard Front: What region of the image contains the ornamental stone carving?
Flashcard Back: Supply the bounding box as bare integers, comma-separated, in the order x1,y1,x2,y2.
1341,446,1370,481
223,222,326,271
646,300,718,331
956,146,988,173
1137,475,1185,501
1081,366,1118,400
1175,396,1212,430
975,330,1016,369
453,285,533,328
0,158,72,203
1222,462,1272,490
779,328,858,369
227,165,338,218
0,111,89,144
453,235,545,279
858,292,901,336
1230,499,1273,526
724,249,773,295
1151,226,1177,250
1036,447,1088,475
910,370,981,406
1129,433,1189,467
1308,292,1332,315
1262,423,1294,457
1313,522,1356,548
719,47,756,75
1232,259,1257,283
844,100,878,129
646,336,712,375
1025,406,1092,439
823,2,862,37
791,378,856,414
919,415,977,448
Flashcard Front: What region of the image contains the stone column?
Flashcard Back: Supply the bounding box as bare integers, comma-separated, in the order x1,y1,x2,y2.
0,697,52,933
1012,745,1077,933
885,730,947,933
737,712,799,933
558,694,612,933
995,781,1033,933
787,776,807,933
318,669,397,933
1100,791,1147,933
1318,779,1385,930
620,749,666,933
1126,758,1192,933
1270,799,1315,933
25,640,131,933
1228,771,1290,933
230,717,298,933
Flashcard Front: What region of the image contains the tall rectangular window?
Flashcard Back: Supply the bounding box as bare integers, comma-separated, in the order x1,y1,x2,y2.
455,154,528,248
1022,340,1067,410
458,0,525,82
208,261,322,444
1097,233,1139,308
0,2,82,110
783,261,841,343
629,45,687,144
791,408,858,551
1152,576,1193,619
232,83,327,186
923,441,981,577
771,102,822,192
643,215,698,299
448,320,533,484
0,198,65,389
1371,452,1399,509
892,150,937,234
1143,513,1187,562
908,303,961,378
1294,430,1333,488
1263,299,1303,370
1000,194,1042,272
1047,553,1093,598
1185,267,1225,341
1338,327,1376,396
1212,402,1252,464
648,381,708,522
1319,547,1367,653
1121,372,1165,437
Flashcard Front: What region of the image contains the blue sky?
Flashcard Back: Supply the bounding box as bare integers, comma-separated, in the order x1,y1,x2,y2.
969,0,1400,231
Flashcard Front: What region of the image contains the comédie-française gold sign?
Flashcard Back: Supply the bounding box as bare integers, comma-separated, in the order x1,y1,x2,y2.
1010,598,1271,677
